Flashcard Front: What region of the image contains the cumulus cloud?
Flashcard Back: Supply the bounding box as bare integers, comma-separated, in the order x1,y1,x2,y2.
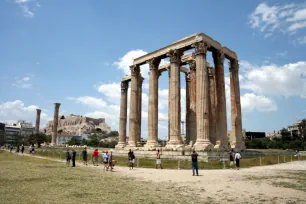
97,82,121,101
113,49,150,78
297,36,306,45
249,3,306,37
0,100,49,125
240,61,306,98
241,93,277,112
12,76,32,88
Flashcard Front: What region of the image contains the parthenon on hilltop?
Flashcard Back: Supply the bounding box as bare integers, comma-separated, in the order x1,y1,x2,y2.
116,33,246,152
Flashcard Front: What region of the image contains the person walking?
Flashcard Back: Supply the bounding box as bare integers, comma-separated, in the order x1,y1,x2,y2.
71,149,76,167
31,145,35,155
9,145,13,153
21,144,24,155
229,150,234,169
108,150,113,171
82,147,88,165
128,149,135,170
66,150,71,167
156,149,163,169
92,149,99,166
191,149,199,176
235,152,241,170
16,145,20,154
102,151,109,171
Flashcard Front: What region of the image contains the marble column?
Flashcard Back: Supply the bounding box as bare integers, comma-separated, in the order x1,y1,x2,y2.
230,59,246,151
193,42,214,151
128,65,140,147
35,109,41,135
188,61,197,145
185,73,191,145
136,77,143,146
213,50,229,150
116,81,129,149
145,58,161,148
51,103,61,145
166,49,184,148
167,70,170,142
208,66,217,145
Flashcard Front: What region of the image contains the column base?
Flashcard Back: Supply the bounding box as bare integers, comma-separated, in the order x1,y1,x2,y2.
165,139,184,150
143,141,160,151
214,140,230,151
127,141,137,148
136,142,143,147
231,142,246,152
115,142,126,149
193,141,214,151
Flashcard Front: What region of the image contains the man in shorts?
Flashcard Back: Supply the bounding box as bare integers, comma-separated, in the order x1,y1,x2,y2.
103,151,109,171
156,149,163,169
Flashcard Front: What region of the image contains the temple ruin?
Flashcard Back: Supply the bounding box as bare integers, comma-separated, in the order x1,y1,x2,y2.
116,33,245,151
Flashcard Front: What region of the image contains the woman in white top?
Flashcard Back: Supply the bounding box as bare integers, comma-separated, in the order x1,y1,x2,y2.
234,152,241,170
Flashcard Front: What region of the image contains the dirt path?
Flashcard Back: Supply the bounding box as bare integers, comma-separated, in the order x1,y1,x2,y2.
8,151,306,203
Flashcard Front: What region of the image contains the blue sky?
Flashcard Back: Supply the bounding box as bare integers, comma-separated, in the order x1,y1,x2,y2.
0,0,306,138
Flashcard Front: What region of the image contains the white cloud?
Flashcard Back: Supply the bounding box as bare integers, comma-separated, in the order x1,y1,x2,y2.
68,96,108,109
240,61,306,98
241,93,277,112
297,36,306,45
97,82,121,101
0,100,49,125
249,3,306,37
113,49,148,78
12,76,32,89
13,0,40,18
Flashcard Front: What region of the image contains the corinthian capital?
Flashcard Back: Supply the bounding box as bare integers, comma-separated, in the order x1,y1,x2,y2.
188,60,196,72
192,41,210,56
229,59,239,72
130,65,140,76
213,50,225,65
121,81,129,91
167,49,183,64
147,57,161,70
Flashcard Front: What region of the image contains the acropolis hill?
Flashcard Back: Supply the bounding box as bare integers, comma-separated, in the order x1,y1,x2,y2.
44,114,111,136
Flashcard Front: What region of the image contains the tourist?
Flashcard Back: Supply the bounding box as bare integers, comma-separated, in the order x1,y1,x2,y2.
66,150,71,166
82,147,88,165
108,150,113,171
21,144,24,155
156,149,163,169
128,149,135,170
31,145,35,155
229,150,234,169
16,145,20,154
191,149,199,176
235,151,241,170
71,149,76,167
102,151,109,171
9,145,13,153
28,145,32,154
92,149,99,166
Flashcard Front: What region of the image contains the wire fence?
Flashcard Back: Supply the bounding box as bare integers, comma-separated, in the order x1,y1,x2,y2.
31,148,306,170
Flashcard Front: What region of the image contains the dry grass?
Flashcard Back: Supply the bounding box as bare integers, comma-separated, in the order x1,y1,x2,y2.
0,151,202,204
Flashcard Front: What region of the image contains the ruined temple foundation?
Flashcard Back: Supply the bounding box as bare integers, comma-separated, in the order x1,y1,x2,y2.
116,33,245,152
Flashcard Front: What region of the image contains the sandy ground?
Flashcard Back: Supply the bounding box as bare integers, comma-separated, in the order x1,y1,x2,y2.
9,151,306,204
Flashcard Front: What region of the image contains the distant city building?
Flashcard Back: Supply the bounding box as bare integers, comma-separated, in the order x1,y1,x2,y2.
288,120,303,136
57,133,82,145
266,132,282,139
5,124,21,144
0,123,5,145
245,131,266,139
17,120,34,137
